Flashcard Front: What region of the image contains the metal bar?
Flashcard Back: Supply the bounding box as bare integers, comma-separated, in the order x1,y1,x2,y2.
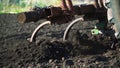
60,0,68,10
28,21,51,42
63,18,84,41
66,0,74,11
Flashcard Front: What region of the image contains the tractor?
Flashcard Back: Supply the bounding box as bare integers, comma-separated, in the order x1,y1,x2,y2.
18,0,120,49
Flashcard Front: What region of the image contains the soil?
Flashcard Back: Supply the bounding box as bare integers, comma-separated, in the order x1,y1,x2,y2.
0,14,120,68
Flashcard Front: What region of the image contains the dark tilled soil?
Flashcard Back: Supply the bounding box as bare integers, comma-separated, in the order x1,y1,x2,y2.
0,14,120,68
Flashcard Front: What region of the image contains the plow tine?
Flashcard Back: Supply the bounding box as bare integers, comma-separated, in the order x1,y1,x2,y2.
63,18,84,41
28,21,51,42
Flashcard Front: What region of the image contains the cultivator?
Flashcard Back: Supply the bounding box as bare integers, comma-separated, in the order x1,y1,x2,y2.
18,0,120,49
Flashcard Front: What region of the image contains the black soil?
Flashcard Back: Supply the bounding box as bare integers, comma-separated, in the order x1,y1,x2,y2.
0,14,120,68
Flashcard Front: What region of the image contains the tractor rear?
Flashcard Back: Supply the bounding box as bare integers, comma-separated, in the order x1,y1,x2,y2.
17,0,120,49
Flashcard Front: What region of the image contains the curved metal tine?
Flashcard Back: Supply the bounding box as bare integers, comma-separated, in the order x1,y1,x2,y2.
27,21,51,42
63,17,84,41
